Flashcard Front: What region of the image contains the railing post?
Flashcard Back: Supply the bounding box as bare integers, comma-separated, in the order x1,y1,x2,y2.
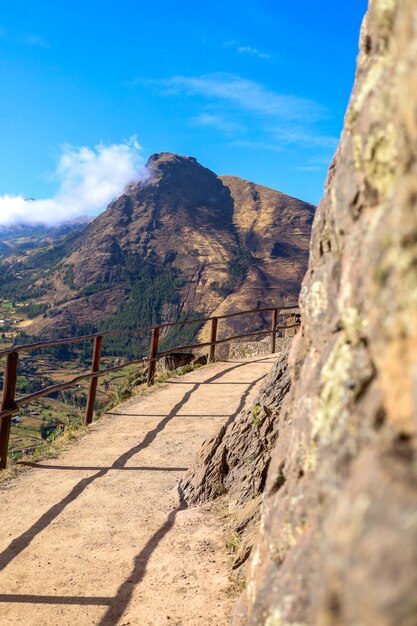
84,335,103,426
147,326,160,387
209,317,218,363
0,351,19,469
271,308,278,354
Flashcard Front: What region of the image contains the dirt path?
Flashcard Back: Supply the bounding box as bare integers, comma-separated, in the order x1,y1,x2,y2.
0,355,275,626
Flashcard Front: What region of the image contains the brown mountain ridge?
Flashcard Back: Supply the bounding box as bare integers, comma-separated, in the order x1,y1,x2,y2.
22,152,315,344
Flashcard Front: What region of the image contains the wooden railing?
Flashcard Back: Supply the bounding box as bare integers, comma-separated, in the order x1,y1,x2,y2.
0,305,300,468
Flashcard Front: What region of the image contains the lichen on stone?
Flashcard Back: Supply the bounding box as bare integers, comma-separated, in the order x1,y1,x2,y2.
364,123,398,195
304,280,328,318
374,0,397,30
312,336,353,444
339,306,367,345
348,63,384,128
352,133,364,171
264,610,307,626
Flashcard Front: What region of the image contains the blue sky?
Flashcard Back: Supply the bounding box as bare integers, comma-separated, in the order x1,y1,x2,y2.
0,0,368,222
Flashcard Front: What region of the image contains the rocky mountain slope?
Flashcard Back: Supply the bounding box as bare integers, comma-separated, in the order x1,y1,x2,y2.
182,1,417,624
10,153,313,344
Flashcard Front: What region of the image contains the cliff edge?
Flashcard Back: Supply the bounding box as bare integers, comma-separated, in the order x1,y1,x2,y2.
182,1,417,624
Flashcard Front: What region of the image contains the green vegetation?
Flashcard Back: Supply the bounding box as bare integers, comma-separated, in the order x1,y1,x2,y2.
98,253,181,355
94,252,204,359
251,403,261,417
101,368,147,411
8,410,86,467
79,283,108,297
251,403,262,428
62,265,75,289
225,532,241,552
210,244,251,297
0,240,207,461
25,241,68,270
8,399,84,459
24,302,50,318
0,273,49,302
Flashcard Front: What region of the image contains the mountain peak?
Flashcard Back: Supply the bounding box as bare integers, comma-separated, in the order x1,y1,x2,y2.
147,152,198,167
141,153,228,211
145,153,209,184
19,154,314,339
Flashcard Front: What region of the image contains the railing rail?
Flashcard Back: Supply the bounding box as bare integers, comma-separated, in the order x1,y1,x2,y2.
0,304,300,468
0,306,299,358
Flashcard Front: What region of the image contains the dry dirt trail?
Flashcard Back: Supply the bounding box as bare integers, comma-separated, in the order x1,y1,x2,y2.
0,354,275,626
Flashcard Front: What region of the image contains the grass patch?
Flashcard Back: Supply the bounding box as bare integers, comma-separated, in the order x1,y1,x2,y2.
225,532,241,553
1,419,88,487
251,403,262,428
251,403,261,417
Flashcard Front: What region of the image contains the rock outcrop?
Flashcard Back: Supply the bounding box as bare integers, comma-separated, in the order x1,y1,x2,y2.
183,1,417,624
182,346,291,499
181,346,292,571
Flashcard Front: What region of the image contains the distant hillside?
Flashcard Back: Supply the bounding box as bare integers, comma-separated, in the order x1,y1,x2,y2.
0,217,94,256
0,153,314,355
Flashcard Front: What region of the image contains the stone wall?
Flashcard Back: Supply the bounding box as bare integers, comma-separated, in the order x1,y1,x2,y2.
228,337,292,360
183,1,417,624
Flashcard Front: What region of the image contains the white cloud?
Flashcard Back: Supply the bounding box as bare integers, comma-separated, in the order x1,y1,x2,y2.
296,165,322,171
237,46,271,60
158,73,337,160
0,137,149,226
223,41,271,60
228,136,337,164
295,154,336,172
270,127,339,149
227,139,283,152
162,73,325,122
191,113,242,134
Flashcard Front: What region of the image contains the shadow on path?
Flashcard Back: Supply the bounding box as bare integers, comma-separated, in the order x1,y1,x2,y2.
106,413,232,418
20,463,188,472
97,371,267,625
0,594,113,605
98,491,187,626
0,357,271,616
